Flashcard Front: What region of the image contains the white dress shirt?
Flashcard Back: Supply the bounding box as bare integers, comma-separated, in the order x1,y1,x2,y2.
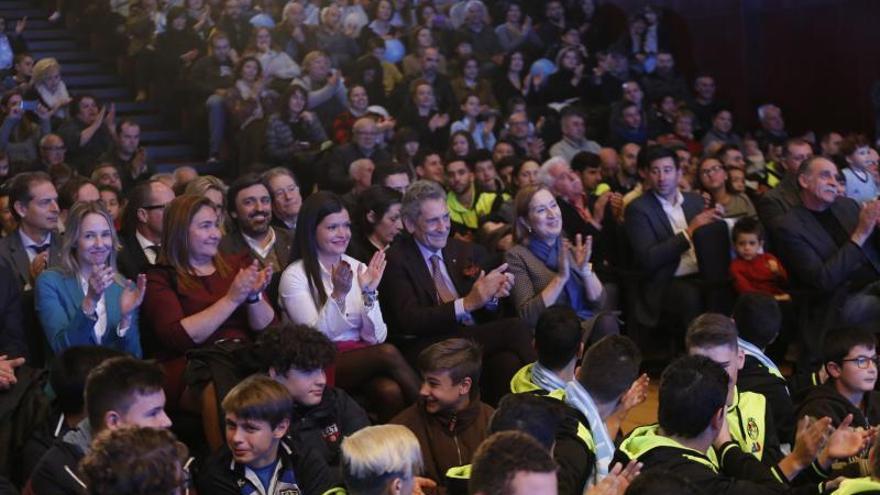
279,254,387,343
654,191,699,276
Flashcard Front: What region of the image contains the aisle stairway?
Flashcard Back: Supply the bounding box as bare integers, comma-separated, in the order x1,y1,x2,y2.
2,0,211,174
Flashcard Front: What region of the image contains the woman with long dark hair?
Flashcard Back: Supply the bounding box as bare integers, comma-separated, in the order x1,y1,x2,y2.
347,185,403,263
279,191,419,421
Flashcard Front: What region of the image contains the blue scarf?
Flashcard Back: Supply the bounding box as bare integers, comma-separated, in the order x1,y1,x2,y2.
527,236,592,319
565,380,614,484
531,362,567,393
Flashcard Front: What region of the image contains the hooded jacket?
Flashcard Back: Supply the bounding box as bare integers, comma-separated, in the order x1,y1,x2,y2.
390,397,493,492
739,355,796,445
28,419,93,495
796,381,880,429
613,424,788,495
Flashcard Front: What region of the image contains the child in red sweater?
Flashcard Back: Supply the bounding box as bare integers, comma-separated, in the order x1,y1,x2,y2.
729,217,791,301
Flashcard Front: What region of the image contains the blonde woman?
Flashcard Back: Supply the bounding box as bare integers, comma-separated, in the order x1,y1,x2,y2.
35,201,146,356
27,57,71,120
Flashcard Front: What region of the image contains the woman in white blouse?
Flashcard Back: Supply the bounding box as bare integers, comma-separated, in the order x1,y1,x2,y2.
279,191,419,421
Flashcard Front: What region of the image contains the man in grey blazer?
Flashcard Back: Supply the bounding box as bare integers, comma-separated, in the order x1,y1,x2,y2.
624,145,720,344
0,171,62,292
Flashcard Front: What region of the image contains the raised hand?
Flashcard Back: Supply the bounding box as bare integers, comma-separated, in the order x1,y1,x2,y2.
358,250,387,292
120,273,147,317
569,234,592,272
14,17,26,35
330,260,353,301
227,260,260,304
586,460,642,495
620,373,650,412
86,264,115,303
824,414,870,460
464,264,511,312
251,265,273,297
556,238,571,282
792,416,833,466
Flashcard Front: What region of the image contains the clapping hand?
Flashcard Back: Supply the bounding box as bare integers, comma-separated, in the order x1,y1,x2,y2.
331,260,354,301
358,250,387,292
822,414,871,461
228,260,261,304
586,461,642,495
0,356,25,390
120,273,147,317
567,234,592,273
620,374,650,413
464,263,513,312
86,264,116,303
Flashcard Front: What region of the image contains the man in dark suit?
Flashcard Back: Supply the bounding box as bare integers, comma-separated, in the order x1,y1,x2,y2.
0,171,62,291
379,180,535,405
117,180,175,280
624,145,720,348
219,174,294,307
0,263,27,360
776,156,880,369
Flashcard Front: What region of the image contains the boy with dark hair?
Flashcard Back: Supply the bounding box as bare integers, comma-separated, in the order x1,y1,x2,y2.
733,293,795,445
23,346,125,480
685,314,862,485
391,338,494,491
510,305,585,394
796,327,880,429
469,431,558,495
729,217,790,300
255,324,369,468
445,393,565,495
198,374,338,495
614,355,793,494
563,335,646,488
29,356,172,494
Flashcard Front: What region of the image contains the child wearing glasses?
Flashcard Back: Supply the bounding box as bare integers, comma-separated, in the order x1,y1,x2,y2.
796,326,880,429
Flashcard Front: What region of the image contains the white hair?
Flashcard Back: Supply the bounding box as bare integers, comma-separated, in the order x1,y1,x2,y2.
342,425,423,494
537,156,569,189
757,103,780,121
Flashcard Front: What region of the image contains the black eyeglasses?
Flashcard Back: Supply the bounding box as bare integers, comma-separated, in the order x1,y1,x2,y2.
841,356,880,369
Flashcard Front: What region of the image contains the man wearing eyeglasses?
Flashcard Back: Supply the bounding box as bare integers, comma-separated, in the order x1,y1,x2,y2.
797,326,880,430
35,133,67,172
117,180,175,279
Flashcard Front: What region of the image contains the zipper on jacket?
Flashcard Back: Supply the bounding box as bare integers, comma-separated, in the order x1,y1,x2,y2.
449,414,463,465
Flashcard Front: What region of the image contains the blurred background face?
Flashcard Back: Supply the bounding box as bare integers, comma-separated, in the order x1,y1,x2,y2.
371,203,402,245
268,174,301,221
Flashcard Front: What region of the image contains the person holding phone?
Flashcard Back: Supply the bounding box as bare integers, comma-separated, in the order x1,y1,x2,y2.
34,201,145,357
0,90,51,172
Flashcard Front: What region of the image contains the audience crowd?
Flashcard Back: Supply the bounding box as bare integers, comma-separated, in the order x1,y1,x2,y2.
1,0,880,494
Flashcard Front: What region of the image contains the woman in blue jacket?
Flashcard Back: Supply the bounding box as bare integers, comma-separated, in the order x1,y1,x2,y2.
35,201,145,357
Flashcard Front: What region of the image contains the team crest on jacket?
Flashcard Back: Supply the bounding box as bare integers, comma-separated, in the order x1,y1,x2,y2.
322,423,340,443
746,417,759,440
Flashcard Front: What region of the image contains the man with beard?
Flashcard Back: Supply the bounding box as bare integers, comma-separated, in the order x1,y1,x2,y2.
220,173,293,305
261,167,301,232
445,158,499,238
57,94,116,176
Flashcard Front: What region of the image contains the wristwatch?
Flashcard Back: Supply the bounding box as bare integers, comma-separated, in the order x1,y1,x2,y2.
245,293,262,304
